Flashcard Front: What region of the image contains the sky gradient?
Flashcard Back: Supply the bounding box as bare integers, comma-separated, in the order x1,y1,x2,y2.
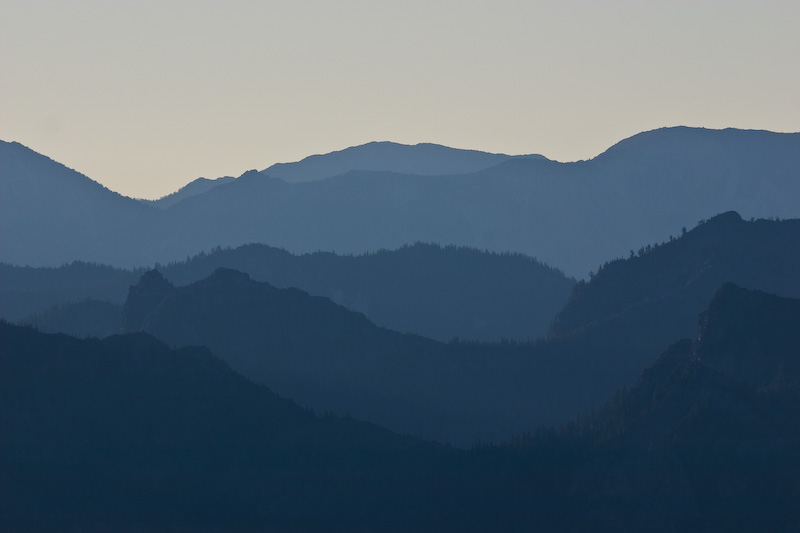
2,0,798,199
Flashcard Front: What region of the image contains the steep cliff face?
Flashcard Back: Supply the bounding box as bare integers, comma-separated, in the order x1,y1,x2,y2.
566,285,800,530
696,283,800,389
123,269,174,332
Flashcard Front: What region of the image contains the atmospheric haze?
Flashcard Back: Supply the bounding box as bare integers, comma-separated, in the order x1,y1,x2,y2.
1,0,798,199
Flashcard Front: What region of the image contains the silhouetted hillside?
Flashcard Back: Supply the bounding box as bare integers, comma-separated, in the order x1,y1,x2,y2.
262,140,544,182
4,286,800,531
0,321,465,532
551,211,800,353
123,268,464,441
561,284,800,530
120,268,613,444
3,128,798,277
529,213,800,418
566,211,800,330
695,283,800,390
104,212,800,441
10,213,798,444
161,242,573,341
1,243,572,342
0,261,139,322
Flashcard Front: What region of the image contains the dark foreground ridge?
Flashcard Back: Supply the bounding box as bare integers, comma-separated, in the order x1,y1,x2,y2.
562,284,800,530
3,284,800,531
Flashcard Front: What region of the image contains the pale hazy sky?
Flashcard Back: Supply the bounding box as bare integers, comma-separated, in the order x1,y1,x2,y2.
2,1,798,199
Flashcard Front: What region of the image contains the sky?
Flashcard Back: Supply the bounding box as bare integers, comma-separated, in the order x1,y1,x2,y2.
1,1,798,199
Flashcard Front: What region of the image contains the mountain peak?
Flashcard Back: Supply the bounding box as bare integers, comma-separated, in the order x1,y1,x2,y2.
134,269,172,290
596,126,799,161
260,141,542,183
702,210,743,225
124,270,174,331
238,169,262,179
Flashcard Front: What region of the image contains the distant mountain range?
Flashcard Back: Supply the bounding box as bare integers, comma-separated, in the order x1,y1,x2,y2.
4,283,800,531
143,141,541,207
2,242,574,342
2,127,798,277
261,140,546,182
0,140,154,267
5,125,800,530
18,213,800,444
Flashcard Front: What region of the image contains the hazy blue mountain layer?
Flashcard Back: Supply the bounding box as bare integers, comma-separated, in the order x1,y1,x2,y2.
549,210,800,352
123,267,515,444
158,243,573,342
4,285,800,531
261,140,545,182
3,127,798,277
0,261,136,323
137,141,533,207
2,243,574,342
0,140,159,267
14,213,800,444
118,213,799,443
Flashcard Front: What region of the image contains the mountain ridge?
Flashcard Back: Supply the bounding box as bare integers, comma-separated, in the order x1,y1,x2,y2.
3,241,572,342
4,284,800,530
3,127,799,277
562,284,800,530
12,212,800,444
261,140,547,183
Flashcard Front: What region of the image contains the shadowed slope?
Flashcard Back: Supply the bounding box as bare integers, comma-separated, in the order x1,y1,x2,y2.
564,285,800,530
123,268,458,441
530,213,800,419
551,212,800,344
4,286,800,530
0,321,458,532
11,213,799,443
